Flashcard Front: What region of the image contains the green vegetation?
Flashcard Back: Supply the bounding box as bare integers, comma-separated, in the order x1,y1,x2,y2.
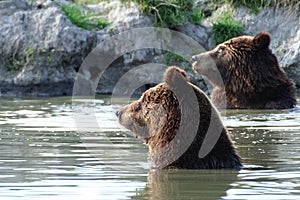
61,4,108,30
7,46,36,73
74,0,101,5
46,56,53,63
212,12,244,45
64,0,300,29
163,50,204,67
25,47,35,63
6,58,23,73
227,0,266,13
6,47,58,73
190,8,205,25
120,0,204,27
213,0,300,14
163,52,187,66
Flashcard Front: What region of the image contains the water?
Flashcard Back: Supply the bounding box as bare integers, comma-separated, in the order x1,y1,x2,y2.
0,96,299,200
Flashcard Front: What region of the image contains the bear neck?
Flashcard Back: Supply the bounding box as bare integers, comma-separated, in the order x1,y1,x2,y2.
148,99,242,169
213,51,296,109
148,128,242,170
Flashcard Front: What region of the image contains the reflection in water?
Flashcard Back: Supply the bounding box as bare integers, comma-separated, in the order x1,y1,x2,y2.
0,97,299,199
132,169,238,200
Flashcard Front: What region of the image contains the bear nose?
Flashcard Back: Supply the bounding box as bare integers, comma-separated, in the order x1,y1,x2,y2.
191,55,199,63
115,110,120,117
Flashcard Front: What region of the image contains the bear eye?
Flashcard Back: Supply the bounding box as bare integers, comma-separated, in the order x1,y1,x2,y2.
133,102,141,111
217,46,226,55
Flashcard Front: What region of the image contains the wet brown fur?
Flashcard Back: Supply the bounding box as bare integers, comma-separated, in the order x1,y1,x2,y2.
192,32,296,109
117,66,241,169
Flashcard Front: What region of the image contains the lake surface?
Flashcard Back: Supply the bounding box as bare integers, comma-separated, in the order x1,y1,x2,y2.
0,96,299,200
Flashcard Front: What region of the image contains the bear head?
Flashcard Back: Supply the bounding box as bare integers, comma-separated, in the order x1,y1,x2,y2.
116,67,187,151
192,32,274,88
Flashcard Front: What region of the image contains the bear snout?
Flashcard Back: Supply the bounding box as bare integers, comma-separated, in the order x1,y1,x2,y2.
192,55,202,72
116,107,126,119
191,55,200,64
116,107,131,127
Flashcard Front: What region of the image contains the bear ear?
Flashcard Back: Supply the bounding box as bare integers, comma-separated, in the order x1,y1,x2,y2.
253,32,271,49
163,66,189,88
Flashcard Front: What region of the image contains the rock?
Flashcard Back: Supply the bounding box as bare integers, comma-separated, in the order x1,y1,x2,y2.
174,24,211,50
0,0,214,97
102,1,153,33
0,0,96,96
89,1,159,95
88,1,208,95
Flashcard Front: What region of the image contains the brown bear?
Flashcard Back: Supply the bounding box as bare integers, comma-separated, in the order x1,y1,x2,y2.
192,32,297,109
116,66,241,169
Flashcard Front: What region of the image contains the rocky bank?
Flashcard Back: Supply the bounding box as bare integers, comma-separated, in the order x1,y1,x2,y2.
0,0,299,96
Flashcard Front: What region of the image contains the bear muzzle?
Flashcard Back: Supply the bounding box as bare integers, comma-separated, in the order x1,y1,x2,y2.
191,55,200,67
115,110,121,117
191,55,200,63
191,54,203,72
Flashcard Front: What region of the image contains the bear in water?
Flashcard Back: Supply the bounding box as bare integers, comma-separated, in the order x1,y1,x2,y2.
192,32,296,109
117,66,241,169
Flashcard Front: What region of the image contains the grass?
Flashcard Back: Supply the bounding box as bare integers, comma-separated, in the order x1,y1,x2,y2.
228,0,300,9
25,47,35,62
120,0,205,27
46,56,53,63
212,12,244,45
74,0,101,5
213,0,300,14
6,58,23,73
163,52,187,66
190,8,205,25
66,0,300,29
61,4,108,30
